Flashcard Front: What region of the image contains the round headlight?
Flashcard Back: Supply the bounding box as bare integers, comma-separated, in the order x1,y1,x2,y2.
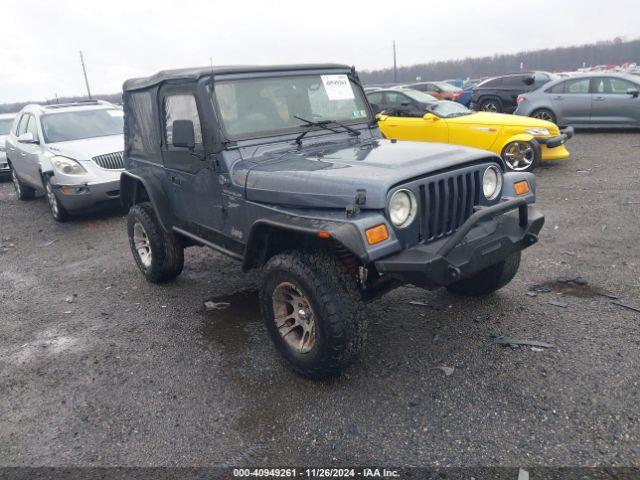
482,166,503,200
388,189,417,228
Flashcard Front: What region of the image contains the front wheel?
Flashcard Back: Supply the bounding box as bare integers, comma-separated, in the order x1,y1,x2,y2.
260,251,366,379
44,178,69,222
501,140,540,172
127,202,184,283
446,252,521,297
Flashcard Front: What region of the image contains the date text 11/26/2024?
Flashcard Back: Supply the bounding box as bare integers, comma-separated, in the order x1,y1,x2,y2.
233,468,400,478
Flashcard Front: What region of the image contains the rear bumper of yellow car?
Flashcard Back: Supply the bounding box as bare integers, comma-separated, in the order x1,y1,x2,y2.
538,126,574,161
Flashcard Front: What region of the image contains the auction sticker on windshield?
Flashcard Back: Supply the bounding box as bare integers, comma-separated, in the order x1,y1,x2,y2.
321,75,355,101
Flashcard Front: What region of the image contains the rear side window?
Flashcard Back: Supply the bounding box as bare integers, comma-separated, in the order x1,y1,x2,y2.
125,90,161,159
565,79,590,94
163,95,203,145
548,82,566,94
479,77,502,88
502,75,528,88
367,92,383,105
384,92,410,106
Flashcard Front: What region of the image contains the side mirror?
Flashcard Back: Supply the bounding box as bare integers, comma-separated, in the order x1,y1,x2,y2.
423,113,440,121
627,88,639,98
17,132,37,144
523,76,535,86
171,120,195,149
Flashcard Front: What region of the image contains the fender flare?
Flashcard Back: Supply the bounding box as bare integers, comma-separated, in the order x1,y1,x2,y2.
120,171,176,232
242,215,369,272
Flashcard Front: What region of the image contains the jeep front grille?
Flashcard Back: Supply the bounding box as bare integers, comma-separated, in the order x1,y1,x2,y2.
419,169,481,242
92,151,124,170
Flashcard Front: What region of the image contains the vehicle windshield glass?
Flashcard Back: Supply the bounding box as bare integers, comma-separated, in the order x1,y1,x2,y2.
402,89,439,103
41,108,124,143
213,74,370,140
0,118,14,135
428,101,473,118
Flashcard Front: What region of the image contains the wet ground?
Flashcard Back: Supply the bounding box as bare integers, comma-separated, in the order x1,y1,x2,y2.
1,132,640,467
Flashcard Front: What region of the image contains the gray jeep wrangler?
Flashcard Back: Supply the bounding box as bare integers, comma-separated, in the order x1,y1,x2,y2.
120,64,544,379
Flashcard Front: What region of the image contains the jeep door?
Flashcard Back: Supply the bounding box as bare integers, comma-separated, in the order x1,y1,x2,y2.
590,76,640,125
160,89,224,234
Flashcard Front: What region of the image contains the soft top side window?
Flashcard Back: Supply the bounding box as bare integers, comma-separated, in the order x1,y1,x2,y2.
163,94,203,146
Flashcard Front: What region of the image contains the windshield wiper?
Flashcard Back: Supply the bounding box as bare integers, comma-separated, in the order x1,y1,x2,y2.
293,115,361,146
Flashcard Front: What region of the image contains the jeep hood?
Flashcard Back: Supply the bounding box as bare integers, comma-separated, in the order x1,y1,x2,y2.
233,138,498,209
46,135,124,162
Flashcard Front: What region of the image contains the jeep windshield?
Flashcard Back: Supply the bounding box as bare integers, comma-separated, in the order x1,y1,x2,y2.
213,74,370,140
41,108,124,143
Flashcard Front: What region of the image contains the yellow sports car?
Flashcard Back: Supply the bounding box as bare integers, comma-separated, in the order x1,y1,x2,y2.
367,88,573,172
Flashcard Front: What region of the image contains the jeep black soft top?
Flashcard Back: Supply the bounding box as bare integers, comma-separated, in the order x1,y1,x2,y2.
120,63,544,379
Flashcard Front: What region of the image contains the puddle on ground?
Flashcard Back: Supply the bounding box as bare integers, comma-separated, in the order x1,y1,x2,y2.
201,289,261,352
542,280,606,298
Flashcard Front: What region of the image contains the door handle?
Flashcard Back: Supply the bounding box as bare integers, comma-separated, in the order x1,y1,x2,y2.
20,152,26,156
170,175,181,186
593,97,605,102
552,96,564,100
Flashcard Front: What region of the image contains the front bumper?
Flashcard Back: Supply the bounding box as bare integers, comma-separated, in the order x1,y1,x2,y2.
374,198,544,289
53,178,121,211
537,126,574,149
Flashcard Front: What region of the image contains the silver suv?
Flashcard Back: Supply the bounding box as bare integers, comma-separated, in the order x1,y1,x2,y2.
6,101,124,221
0,113,17,177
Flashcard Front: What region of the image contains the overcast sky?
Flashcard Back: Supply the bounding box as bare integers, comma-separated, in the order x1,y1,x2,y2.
1,0,639,103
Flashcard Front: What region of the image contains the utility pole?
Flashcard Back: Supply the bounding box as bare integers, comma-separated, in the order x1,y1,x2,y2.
79,50,92,99
393,40,398,84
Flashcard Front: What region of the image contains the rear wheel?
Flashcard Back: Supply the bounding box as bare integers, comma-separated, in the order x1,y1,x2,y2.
260,250,366,379
531,108,557,125
480,98,503,113
501,140,540,172
11,167,36,200
44,178,69,222
127,202,184,283
446,252,521,297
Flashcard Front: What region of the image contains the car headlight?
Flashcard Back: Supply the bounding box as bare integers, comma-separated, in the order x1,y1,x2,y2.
525,128,550,136
388,189,417,228
482,166,503,200
50,156,87,176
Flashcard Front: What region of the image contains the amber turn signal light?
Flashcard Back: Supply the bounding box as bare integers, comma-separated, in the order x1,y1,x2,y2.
365,224,389,245
514,180,530,195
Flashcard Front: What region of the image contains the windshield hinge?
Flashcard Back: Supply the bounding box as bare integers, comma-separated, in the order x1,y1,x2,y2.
346,189,366,217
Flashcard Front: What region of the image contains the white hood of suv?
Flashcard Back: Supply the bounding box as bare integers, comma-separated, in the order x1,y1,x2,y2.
47,134,124,161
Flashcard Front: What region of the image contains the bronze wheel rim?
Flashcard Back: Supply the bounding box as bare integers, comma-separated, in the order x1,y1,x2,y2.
272,282,316,354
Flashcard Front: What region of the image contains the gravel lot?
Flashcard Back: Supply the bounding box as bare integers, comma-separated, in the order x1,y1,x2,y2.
1,132,639,468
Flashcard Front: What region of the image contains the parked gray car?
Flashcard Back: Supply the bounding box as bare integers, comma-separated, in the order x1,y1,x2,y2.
0,113,17,178
515,73,640,128
5,101,124,221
